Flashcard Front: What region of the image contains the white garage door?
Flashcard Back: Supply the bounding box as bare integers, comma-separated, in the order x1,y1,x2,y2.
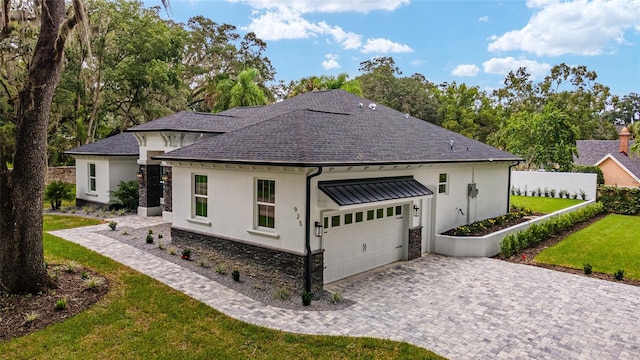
323,204,405,284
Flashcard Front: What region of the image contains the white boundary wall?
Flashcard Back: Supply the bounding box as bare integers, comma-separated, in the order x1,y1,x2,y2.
434,200,595,257
511,171,597,201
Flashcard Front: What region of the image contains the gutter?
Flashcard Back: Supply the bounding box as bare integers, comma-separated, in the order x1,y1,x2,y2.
507,161,520,213
305,167,323,294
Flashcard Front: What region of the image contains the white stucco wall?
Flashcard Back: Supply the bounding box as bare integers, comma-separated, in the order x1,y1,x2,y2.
74,156,138,204
511,171,597,200
167,161,513,256
170,164,308,254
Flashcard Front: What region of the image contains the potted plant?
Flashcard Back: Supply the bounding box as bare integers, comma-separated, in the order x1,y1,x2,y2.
181,248,191,260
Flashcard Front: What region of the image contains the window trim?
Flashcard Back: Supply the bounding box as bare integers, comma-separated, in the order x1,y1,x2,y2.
193,174,208,219
438,173,449,194
255,178,276,230
88,163,97,192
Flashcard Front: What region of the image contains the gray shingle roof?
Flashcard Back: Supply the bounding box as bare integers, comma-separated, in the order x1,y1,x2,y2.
65,133,139,156
576,140,640,177
157,90,521,166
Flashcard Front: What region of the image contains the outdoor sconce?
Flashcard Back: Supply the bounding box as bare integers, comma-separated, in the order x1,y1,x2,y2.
162,174,169,182
314,221,323,237
136,169,144,180
413,204,420,217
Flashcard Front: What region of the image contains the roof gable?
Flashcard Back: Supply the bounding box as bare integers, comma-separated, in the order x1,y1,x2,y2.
576,140,640,177
158,90,521,166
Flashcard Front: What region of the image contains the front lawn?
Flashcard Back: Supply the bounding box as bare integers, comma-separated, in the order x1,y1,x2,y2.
511,195,584,214
0,215,444,359
535,214,640,280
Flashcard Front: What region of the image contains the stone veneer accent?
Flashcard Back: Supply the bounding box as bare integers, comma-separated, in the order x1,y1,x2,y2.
162,167,172,212
75,197,109,210
171,227,325,292
138,165,161,208
408,226,422,260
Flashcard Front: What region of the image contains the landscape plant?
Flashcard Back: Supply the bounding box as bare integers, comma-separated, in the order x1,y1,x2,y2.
111,180,139,211
500,202,604,258
44,181,75,210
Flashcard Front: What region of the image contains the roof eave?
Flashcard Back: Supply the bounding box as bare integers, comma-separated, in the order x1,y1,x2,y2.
153,156,523,167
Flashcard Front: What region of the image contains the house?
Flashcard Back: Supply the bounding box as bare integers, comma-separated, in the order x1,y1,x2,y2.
575,126,640,187
68,90,522,291
65,133,140,207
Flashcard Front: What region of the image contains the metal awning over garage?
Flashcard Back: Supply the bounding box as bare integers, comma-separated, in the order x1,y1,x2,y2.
318,176,433,206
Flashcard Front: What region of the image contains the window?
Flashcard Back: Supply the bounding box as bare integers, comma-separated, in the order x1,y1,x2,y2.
88,163,96,192
376,208,384,219
331,215,340,227
367,210,375,221
387,207,394,217
194,174,208,217
257,179,275,229
438,173,448,194
395,205,402,215
355,212,363,223
344,213,353,225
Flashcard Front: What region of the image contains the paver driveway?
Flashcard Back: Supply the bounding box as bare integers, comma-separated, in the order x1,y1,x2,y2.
51,216,640,359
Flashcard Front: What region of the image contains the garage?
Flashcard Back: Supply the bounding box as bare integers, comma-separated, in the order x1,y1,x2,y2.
323,205,406,283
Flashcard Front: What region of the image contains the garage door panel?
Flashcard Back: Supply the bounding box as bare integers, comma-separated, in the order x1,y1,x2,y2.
323,205,405,284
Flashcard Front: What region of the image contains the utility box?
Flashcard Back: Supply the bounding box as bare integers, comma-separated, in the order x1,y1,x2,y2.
468,183,478,198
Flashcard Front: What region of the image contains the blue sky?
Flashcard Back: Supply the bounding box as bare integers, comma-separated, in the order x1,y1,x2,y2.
145,0,640,96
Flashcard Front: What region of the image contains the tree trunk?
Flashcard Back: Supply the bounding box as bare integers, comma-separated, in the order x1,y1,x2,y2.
0,0,67,293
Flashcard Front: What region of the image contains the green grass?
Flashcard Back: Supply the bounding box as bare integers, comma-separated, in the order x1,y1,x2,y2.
536,214,640,279
0,215,444,360
511,195,584,214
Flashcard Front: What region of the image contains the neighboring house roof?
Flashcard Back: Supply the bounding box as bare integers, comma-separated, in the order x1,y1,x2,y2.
65,133,139,156
157,90,521,166
575,140,640,178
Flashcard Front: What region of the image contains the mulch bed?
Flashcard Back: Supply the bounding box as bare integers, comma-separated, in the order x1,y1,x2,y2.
441,213,544,237
0,265,108,342
498,213,640,287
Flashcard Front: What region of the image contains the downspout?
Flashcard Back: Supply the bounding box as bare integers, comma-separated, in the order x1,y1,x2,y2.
305,166,323,294
507,161,520,213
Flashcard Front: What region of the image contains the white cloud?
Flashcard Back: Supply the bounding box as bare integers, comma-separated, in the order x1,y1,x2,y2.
322,54,341,70
227,0,410,13
411,59,424,66
317,22,362,49
451,64,480,77
482,57,551,78
478,15,489,22
244,8,317,40
361,38,414,53
488,0,640,56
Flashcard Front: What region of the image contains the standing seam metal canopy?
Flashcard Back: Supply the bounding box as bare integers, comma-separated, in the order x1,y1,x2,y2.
318,176,433,206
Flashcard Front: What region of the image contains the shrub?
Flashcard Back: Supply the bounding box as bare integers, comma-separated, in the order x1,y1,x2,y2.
181,248,191,259
110,180,139,210
23,311,39,324
55,298,67,311
580,189,587,200
108,221,117,231
499,202,604,258
274,287,290,301
301,291,313,306
214,263,227,275
583,263,592,275
146,234,154,244
598,187,640,215
549,189,556,198
331,291,343,304
84,276,105,290
198,260,207,267
44,181,74,210
158,234,163,239
64,261,80,273
232,270,240,282
168,247,176,255
614,269,625,281
157,242,164,250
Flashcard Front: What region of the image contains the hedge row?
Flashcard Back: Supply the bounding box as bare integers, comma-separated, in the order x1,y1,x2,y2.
598,186,640,215
500,202,604,258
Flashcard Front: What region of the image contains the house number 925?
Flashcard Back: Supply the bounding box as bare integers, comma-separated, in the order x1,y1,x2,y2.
293,207,302,226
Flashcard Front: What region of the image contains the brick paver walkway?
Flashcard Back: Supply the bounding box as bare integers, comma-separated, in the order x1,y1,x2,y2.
50,216,640,359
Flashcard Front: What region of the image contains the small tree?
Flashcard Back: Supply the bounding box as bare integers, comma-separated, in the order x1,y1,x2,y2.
44,181,75,210
111,180,139,210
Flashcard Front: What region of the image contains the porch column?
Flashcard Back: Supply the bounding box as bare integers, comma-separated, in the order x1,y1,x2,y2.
138,163,162,216
162,166,173,221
